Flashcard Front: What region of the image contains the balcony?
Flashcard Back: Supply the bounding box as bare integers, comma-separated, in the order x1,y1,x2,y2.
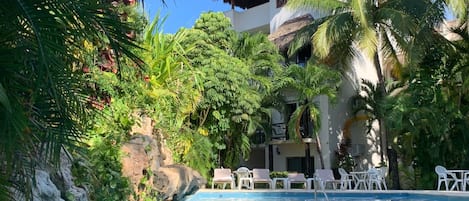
224,1,278,33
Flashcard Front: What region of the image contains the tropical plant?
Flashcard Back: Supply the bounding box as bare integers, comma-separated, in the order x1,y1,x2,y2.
286,0,459,189
231,32,289,142
350,79,402,166
0,0,142,199
285,63,341,168
177,12,288,171
385,25,469,189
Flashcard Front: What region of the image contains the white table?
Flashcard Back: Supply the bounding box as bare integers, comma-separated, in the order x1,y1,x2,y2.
350,171,369,190
273,178,288,189
446,170,469,191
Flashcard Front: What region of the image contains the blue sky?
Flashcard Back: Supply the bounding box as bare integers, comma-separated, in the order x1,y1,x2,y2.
142,1,456,33
143,0,232,33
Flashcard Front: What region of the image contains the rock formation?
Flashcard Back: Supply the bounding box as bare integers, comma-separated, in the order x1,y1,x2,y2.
121,115,205,201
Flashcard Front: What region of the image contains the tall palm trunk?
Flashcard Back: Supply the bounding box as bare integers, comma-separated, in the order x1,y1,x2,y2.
315,134,325,169
373,49,400,189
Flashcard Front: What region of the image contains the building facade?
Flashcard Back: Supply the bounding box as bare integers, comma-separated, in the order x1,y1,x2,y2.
223,0,384,176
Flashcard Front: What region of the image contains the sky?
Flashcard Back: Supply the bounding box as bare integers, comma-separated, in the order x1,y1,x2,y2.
143,0,232,33
142,1,456,34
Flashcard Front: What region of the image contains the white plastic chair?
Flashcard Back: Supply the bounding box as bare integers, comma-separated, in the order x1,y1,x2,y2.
235,167,252,190
212,168,235,189
251,168,273,189
367,168,382,190
338,168,353,190
435,165,461,191
314,169,340,190
377,167,388,190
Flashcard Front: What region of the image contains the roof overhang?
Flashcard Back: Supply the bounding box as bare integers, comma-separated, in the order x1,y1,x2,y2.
222,0,269,9
268,14,314,52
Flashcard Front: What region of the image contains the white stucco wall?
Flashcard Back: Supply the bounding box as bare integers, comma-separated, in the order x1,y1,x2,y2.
225,1,385,172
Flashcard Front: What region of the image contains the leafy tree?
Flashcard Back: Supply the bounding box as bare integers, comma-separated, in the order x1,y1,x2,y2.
231,32,289,142
178,12,286,171
385,25,469,189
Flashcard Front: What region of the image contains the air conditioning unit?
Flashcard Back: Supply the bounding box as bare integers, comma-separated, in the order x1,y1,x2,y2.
349,144,365,156
272,123,286,138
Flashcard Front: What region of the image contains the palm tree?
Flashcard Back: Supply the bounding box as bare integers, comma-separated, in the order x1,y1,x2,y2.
0,0,143,199
285,63,341,169
286,0,456,189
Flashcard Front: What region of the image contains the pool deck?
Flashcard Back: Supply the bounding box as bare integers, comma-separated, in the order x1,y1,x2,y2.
196,188,469,197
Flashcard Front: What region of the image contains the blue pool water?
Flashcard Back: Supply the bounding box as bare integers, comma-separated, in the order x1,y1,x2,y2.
184,191,469,201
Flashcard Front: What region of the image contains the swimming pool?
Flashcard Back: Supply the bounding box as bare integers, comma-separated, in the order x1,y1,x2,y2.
184,190,469,201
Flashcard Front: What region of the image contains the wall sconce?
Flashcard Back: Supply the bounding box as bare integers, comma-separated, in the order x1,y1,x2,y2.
276,147,281,155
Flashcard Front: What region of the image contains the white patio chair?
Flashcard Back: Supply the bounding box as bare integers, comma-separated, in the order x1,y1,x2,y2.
212,168,235,189
287,173,307,189
367,168,382,190
377,167,388,190
435,165,462,191
338,168,353,190
251,168,273,189
235,167,252,190
314,169,340,190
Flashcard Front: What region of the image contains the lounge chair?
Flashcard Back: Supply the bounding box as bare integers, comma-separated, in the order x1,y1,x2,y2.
212,168,235,189
251,168,273,189
314,169,340,190
338,168,353,190
287,173,307,189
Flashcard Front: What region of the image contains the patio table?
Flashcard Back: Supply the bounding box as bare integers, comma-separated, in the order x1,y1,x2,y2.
350,171,369,190
446,170,469,191
273,178,288,189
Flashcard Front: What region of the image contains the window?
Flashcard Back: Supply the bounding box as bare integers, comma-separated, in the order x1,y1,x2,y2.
296,45,311,67
287,157,314,173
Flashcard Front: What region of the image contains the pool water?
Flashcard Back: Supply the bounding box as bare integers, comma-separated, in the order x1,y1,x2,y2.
185,191,469,201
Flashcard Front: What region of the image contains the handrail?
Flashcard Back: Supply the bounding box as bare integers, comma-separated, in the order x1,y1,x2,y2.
311,178,329,201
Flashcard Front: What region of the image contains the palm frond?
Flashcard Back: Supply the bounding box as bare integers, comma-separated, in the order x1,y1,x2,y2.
377,7,417,37
1,0,145,198
287,104,308,141
350,0,373,29
358,27,378,59
312,12,355,59
445,0,468,23
287,18,326,57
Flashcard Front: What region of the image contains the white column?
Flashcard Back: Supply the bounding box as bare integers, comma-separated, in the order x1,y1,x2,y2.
317,95,331,169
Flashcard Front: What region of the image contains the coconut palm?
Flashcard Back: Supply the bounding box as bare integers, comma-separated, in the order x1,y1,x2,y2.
286,0,456,189
0,0,143,199
285,63,341,169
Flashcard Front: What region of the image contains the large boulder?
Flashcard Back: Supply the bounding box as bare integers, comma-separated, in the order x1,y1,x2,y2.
20,148,88,201
33,170,64,201
122,116,204,201
49,150,88,201
153,164,206,201
121,134,160,195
